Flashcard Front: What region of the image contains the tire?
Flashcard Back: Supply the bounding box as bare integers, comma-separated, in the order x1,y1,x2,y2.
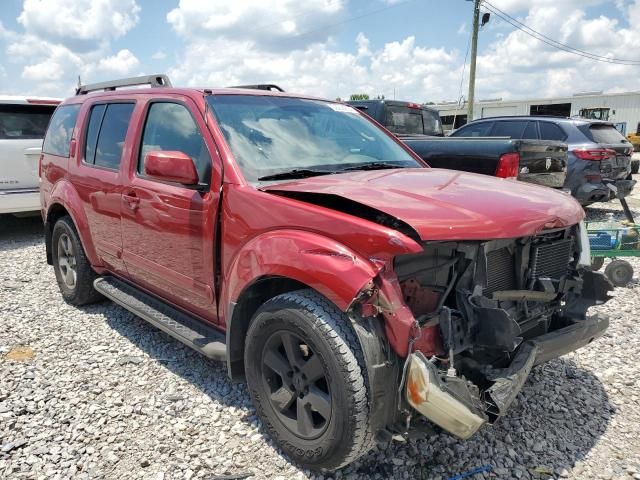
244,289,374,472
604,259,634,287
631,159,639,175
590,256,605,271
51,216,102,305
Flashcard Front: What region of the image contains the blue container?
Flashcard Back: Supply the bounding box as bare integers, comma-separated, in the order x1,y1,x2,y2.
589,232,613,250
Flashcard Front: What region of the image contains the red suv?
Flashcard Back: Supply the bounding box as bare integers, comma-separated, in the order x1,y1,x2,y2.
40,75,611,472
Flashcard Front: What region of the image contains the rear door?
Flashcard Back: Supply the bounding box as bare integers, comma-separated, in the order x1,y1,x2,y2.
0,103,56,192
73,101,136,274
120,97,221,323
583,123,633,180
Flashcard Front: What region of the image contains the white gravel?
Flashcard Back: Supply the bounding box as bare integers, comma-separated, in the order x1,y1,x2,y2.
1,206,640,480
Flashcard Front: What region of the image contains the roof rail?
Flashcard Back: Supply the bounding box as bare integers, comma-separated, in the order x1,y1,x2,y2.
228,84,284,92
75,74,172,95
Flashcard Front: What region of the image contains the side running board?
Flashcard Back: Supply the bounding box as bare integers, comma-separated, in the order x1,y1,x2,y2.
94,277,226,361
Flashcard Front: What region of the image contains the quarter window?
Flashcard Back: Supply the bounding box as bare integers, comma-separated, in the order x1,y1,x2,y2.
139,102,211,185
42,104,81,157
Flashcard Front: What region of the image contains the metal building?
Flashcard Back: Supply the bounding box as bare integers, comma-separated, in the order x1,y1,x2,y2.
435,90,640,135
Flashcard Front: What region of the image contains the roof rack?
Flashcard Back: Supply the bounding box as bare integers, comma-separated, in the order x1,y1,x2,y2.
228,84,284,92
75,74,172,95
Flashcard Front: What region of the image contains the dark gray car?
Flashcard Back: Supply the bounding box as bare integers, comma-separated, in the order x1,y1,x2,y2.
451,116,635,205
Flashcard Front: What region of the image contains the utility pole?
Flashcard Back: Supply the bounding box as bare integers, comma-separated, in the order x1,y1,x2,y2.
467,0,481,121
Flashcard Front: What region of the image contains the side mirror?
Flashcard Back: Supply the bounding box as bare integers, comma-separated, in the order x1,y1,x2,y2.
144,151,198,185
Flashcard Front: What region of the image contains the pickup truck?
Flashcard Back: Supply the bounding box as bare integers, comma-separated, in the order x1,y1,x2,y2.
41,75,611,473
347,99,568,188
403,136,568,188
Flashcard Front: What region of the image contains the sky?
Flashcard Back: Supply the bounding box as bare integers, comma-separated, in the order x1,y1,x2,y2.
0,0,639,103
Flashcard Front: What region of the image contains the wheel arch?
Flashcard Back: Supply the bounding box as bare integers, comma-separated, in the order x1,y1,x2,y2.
45,180,101,268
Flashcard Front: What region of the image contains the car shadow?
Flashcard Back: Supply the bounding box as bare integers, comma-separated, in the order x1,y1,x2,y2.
0,214,44,252
85,301,613,480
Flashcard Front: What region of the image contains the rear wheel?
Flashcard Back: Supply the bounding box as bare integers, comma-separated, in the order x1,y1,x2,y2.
244,290,374,472
604,259,634,287
52,216,102,305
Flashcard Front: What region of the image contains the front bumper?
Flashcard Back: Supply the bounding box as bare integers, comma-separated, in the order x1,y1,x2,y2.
405,314,609,439
0,188,40,214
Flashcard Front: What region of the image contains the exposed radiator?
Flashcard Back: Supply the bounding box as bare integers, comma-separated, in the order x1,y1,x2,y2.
529,238,573,281
485,247,516,293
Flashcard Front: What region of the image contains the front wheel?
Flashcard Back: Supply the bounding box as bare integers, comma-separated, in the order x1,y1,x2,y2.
244,290,375,472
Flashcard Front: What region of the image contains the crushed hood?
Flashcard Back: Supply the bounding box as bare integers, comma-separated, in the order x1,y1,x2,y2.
262,168,584,241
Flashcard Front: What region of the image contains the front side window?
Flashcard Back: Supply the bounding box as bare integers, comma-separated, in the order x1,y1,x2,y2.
207,95,421,183
139,102,211,184
83,103,134,170
0,104,56,140
43,104,81,157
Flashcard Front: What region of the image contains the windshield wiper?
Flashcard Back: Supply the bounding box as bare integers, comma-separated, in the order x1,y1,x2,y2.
258,169,335,181
339,162,405,172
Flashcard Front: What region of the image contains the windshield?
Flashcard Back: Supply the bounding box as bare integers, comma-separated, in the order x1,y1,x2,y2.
384,105,443,136
207,95,422,183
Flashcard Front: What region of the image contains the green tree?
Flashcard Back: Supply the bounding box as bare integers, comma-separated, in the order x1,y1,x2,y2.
349,93,370,101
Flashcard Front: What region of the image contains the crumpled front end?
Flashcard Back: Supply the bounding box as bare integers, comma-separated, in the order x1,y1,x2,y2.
360,223,612,438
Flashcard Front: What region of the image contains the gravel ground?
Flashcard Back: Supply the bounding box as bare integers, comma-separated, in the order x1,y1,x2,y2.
1,203,640,480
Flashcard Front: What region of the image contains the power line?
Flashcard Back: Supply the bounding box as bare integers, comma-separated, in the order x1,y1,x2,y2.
484,1,640,64
483,1,640,66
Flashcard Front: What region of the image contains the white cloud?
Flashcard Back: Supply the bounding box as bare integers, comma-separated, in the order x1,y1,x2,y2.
18,0,140,47
474,0,640,99
1,0,142,96
167,33,463,102
152,50,167,60
97,49,140,75
167,0,345,51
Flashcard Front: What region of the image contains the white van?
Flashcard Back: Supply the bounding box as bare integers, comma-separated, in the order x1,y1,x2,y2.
1,96,60,214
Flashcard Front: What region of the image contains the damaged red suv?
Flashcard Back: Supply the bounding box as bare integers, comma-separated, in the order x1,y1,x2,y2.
40,75,611,472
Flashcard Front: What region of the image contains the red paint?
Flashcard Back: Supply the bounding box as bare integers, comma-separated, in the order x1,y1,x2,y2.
144,151,199,185
40,86,584,361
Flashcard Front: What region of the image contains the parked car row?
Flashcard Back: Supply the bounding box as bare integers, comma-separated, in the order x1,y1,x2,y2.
347,98,635,206
37,74,612,472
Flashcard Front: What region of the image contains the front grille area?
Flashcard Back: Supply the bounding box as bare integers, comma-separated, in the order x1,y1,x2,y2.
529,238,573,281
485,247,516,293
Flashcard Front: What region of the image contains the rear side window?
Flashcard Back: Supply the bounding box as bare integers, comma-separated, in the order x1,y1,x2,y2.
588,124,627,144
539,122,566,141
452,121,493,137
491,121,528,138
0,104,56,140
84,103,135,169
138,102,211,184
43,104,80,157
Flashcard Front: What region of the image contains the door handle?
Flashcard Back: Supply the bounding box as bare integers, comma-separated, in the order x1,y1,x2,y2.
123,192,140,210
